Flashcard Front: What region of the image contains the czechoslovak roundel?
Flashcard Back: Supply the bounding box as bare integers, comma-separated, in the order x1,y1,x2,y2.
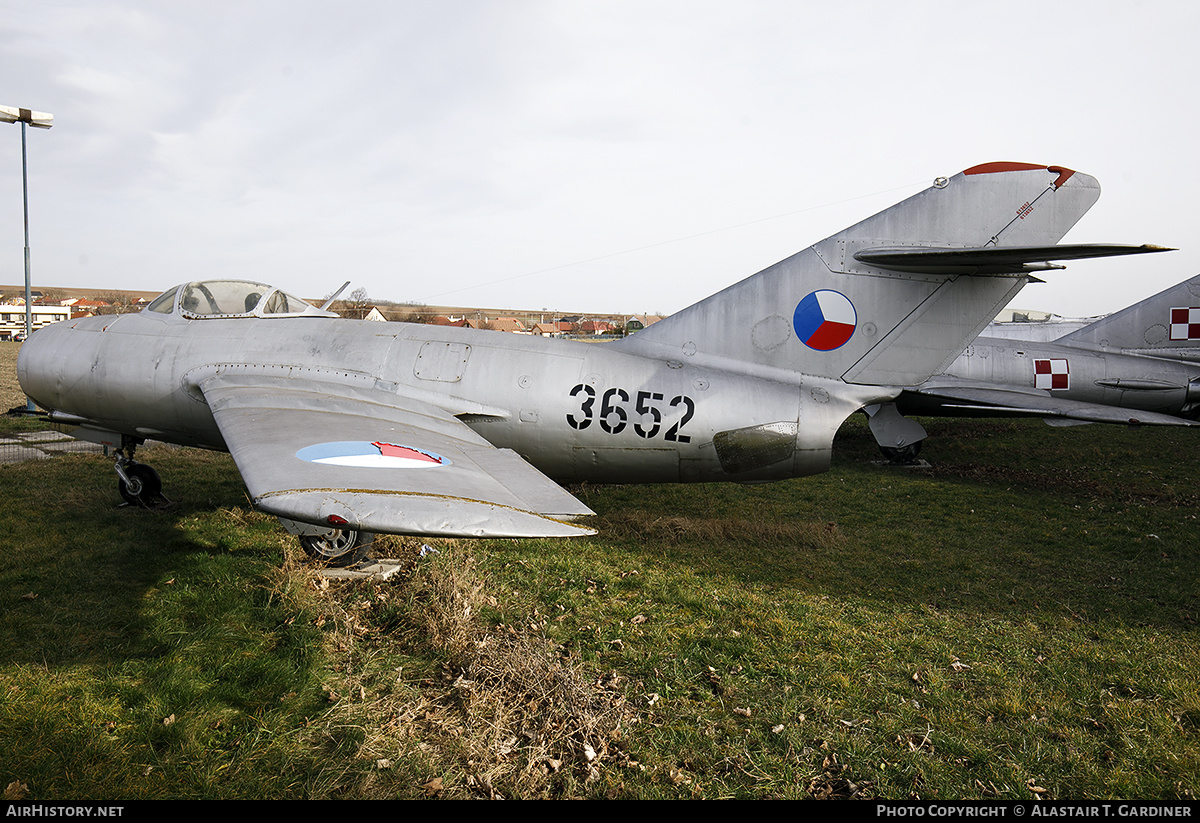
295,441,451,468
793,290,857,351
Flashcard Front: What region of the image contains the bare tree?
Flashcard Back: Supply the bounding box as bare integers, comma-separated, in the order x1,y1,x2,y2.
336,286,372,320
95,291,139,315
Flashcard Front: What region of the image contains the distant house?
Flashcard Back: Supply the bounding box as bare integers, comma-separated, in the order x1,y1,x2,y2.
60,297,111,310
488,317,527,333
337,304,387,321
625,315,662,333
5,291,46,304
0,303,70,339
428,316,478,328
531,323,560,337
579,319,612,334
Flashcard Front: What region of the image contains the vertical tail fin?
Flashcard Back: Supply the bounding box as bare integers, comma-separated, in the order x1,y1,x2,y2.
1057,275,1200,362
619,163,1164,386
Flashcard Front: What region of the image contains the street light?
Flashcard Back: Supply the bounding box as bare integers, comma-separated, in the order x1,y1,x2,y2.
0,105,52,413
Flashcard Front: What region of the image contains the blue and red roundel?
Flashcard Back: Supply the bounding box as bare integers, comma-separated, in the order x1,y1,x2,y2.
295,441,451,469
793,290,857,351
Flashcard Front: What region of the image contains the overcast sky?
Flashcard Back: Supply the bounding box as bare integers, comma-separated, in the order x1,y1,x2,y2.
0,0,1196,317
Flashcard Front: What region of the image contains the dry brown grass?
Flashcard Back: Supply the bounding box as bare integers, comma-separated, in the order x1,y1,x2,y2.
307,539,638,799
0,343,24,411
1,339,635,797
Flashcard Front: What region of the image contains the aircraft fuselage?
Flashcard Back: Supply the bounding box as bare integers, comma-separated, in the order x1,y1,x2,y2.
901,335,1200,419
18,310,871,485
13,163,1168,550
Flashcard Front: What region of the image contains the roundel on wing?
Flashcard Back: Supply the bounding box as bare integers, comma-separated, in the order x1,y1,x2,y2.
295,441,451,469
793,290,857,351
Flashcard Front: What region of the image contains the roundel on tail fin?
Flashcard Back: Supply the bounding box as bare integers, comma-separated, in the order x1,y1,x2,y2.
793,290,857,351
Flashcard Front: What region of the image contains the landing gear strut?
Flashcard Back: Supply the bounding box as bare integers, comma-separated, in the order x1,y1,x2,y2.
298,529,375,567
863,403,928,465
277,517,375,567
879,441,923,464
114,439,167,506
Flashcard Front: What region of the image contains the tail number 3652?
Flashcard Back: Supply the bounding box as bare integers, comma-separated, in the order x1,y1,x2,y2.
566,384,695,442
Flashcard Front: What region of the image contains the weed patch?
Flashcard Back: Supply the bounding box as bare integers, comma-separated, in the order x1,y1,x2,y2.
298,541,638,798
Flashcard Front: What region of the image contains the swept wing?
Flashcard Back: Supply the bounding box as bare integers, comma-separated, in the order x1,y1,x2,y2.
199,374,595,539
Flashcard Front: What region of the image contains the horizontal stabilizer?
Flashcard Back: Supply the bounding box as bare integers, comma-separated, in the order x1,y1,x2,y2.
621,161,1163,388
908,383,1197,427
854,244,1172,275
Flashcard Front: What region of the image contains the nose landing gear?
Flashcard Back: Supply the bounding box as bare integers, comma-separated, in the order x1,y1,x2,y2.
114,441,168,507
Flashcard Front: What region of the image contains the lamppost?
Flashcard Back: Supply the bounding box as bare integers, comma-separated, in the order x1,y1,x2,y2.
0,105,52,413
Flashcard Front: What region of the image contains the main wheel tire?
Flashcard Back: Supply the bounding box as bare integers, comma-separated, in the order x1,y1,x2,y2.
298,529,374,567
880,442,922,464
118,463,162,506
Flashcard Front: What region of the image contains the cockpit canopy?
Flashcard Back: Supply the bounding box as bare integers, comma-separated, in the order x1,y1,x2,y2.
144,280,338,319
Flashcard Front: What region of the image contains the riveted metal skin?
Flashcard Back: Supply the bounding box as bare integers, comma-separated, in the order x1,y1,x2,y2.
19,164,1165,539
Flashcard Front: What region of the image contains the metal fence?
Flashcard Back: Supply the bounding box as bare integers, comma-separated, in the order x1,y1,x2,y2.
0,428,106,465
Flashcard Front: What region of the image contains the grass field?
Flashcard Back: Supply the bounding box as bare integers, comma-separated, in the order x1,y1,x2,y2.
1,343,1197,799
1,341,24,411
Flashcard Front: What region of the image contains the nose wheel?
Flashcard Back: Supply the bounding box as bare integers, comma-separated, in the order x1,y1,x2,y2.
114,443,168,507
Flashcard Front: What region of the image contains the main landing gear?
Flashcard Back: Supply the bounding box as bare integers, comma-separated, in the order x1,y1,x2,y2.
114,440,168,507
879,441,923,465
298,529,375,567
863,403,928,465
277,517,375,567
109,440,370,567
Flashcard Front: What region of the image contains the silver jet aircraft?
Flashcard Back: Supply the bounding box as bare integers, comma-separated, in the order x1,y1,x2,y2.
17,162,1167,565
865,274,1200,462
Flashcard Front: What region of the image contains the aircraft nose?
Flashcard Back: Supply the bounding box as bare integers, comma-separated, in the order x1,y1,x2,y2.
15,322,69,412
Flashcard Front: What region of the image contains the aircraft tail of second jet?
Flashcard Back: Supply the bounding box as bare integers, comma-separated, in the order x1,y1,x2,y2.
1056,275,1200,362
618,162,1168,387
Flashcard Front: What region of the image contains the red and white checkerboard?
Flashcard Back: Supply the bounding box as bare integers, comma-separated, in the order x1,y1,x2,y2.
1034,358,1069,390
1170,307,1200,341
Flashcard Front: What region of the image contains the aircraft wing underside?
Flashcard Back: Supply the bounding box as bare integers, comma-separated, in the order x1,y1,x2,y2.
904,381,1197,427
199,374,595,539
